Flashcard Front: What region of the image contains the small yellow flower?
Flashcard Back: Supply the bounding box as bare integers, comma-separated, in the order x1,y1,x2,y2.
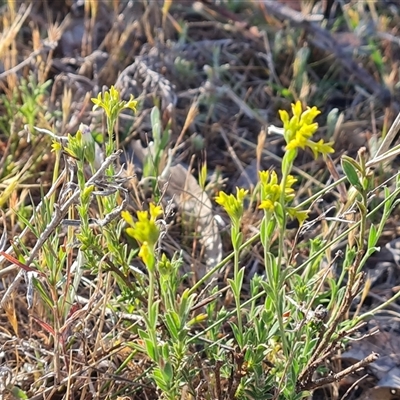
122,206,163,272
215,187,248,223
279,101,334,158
121,205,162,247
287,207,309,225
92,85,137,120
259,198,274,212
258,170,297,212
285,175,297,195
258,170,309,224
307,139,335,159
149,203,163,221
121,210,135,226
51,141,62,152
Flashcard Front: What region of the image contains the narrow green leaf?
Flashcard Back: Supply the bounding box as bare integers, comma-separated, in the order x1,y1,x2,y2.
165,311,180,341
138,329,150,340
266,218,276,238
163,361,174,382
144,338,157,362
229,322,243,348
368,224,378,248
228,278,238,297
161,342,170,360
361,176,370,191
237,267,245,289
274,202,285,228
33,279,54,309
149,300,160,329
356,200,367,216
10,386,28,399
152,367,168,392
341,155,363,172
233,231,243,250
341,158,362,190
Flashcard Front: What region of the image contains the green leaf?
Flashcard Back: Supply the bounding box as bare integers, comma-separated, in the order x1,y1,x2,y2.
165,311,180,341
260,278,273,297
144,338,158,362
233,231,243,250
274,202,285,228
266,218,276,238
237,267,245,289
33,279,54,309
356,200,367,216
341,157,362,190
341,154,362,172
282,148,297,172
161,342,170,360
230,322,243,348
10,386,28,399
361,176,370,191
260,218,267,248
160,126,170,150
149,300,160,329
152,367,169,392
163,361,174,383
368,225,378,249
138,328,150,340
179,289,196,320
228,278,238,297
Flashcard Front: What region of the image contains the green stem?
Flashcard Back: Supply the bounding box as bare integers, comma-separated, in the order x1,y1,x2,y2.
148,271,155,316
49,148,61,210
232,238,243,345
105,116,117,158
274,167,290,358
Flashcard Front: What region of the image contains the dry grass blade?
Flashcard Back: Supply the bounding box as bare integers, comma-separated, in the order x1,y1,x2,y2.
0,3,32,55
371,112,400,163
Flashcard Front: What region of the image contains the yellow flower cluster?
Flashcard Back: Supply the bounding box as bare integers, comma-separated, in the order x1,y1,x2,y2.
279,101,334,158
92,85,137,120
122,204,163,271
215,187,248,224
258,170,296,212
123,204,162,245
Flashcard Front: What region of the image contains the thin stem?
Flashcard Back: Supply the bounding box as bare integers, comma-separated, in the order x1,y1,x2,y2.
276,168,290,358
148,270,155,314
232,232,243,344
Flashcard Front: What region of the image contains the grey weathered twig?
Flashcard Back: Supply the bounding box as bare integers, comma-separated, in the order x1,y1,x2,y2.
300,352,379,391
